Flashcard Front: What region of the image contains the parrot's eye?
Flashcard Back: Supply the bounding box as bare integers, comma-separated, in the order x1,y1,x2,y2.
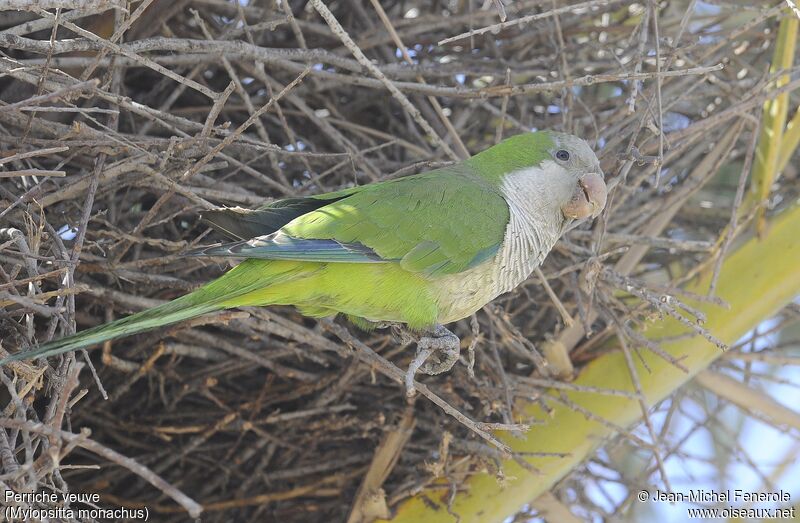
555,149,570,161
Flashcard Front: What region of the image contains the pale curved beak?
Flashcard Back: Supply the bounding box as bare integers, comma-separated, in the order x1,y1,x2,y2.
562,172,608,220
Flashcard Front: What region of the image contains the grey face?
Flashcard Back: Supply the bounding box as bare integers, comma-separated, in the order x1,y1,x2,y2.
548,132,603,176
547,132,607,220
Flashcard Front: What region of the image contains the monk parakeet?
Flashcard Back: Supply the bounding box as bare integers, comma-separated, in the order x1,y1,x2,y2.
2,131,607,392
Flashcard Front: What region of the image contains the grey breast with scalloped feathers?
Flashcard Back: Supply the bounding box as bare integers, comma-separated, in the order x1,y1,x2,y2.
431,162,566,324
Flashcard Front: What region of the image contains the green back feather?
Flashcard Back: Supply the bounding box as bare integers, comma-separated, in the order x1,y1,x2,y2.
281,163,509,276
466,131,555,183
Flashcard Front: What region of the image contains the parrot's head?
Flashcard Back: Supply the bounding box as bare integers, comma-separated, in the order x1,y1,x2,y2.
543,131,608,222
469,130,608,231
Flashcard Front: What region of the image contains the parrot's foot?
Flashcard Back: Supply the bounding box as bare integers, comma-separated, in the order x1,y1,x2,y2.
371,321,400,330
405,324,460,397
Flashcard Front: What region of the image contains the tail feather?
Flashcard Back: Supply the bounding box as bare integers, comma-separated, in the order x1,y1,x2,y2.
1,294,222,364
1,259,307,365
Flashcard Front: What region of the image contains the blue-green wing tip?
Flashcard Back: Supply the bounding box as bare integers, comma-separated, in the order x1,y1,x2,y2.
185,233,391,264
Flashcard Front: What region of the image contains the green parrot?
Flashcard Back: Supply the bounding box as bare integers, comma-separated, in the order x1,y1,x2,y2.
2,131,607,392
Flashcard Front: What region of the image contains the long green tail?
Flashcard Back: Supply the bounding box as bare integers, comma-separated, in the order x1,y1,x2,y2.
1,260,305,365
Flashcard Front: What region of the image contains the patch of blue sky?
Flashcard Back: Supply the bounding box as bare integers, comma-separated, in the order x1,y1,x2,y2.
695,1,722,16
284,140,307,152
662,113,690,133
395,47,418,61
697,26,722,45
585,454,627,512
502,504,528,523
739,317,782,351
650,323,800,523
57,224,77,241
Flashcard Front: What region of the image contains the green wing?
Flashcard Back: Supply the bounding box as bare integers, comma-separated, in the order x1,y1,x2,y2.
283,166,509,275
193,165,510,276
200,190,361,240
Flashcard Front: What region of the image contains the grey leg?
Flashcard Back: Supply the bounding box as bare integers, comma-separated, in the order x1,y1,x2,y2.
371,321,400,330
405,324,460,396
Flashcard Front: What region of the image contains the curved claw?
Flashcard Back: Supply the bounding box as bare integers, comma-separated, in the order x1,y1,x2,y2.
417,334,460,375
404,325,461,396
